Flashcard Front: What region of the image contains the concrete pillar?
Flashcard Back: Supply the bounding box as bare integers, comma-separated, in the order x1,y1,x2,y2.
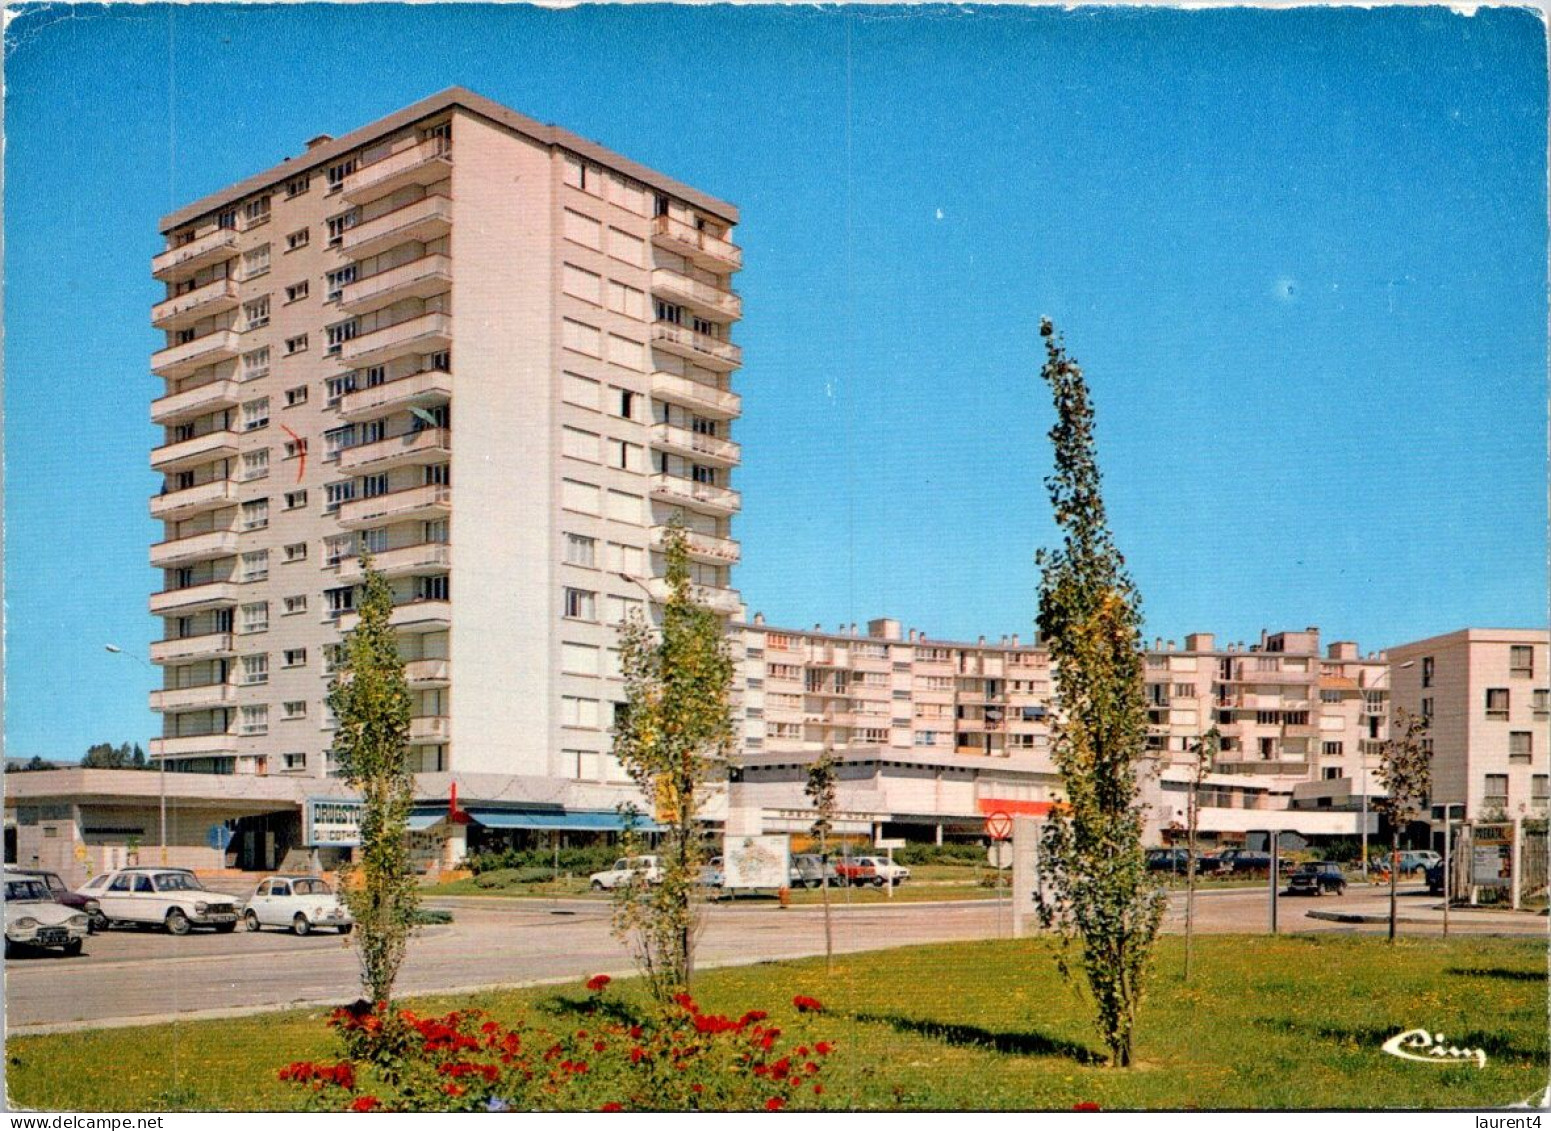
444,822,468,871
1512,817,1523,910
935,822,944,847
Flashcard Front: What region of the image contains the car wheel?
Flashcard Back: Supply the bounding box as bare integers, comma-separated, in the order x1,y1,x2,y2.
292,914,312,937
1336,883,1346,897
591,880,605,892
245,910,261,932
873,877,886,889
4,939,16,959
63,938,83,957
339,923,354,935
88,911,109,934
165,909,191,936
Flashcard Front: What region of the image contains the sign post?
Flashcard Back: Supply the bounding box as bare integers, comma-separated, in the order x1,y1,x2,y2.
876,837,906,901
986,812,1012,937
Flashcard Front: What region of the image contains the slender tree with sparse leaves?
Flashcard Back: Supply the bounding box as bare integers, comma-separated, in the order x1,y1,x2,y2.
805,749,839,973
611,522,736,1005
1184,726,1219,983
328,561,418,1006
1372,707,1431,943
1031,318,1164,1068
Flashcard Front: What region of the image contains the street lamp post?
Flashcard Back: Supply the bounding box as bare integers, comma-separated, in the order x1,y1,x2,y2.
105,645,165,864
1440,802,1465,937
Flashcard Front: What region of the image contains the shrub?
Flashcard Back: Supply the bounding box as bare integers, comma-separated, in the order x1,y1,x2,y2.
891,843,987,867
278,979,835,1112
464,846,620,876
472,867,556,889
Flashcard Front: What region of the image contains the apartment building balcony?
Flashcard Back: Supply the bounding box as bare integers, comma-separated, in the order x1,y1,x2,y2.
650,267,742,322
150,429,240,473
338,368,452,422
650,214,743,272
409,715,451,744
650,525,740,566
336,598,451,634
149,681,236,712
649,371,740,419
651,322,741,372
151,734,239,760
342,138,454,204
339,427,451,473
151,378,243,427
336,483,451,529
152,228,240,281
151,330,243,379
649,422,740,466
337,542,451,581
151,278,241,331
341,195,454,259
149,528,240,568
150,632,236,664
150,478,238,521
340,254,454,315
649,473,740,516
340,313,452,367
149,580,243,616
405,658,450,688
643,577,741,617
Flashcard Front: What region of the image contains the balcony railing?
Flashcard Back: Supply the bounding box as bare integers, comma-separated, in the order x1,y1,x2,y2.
405,658,451,687
150,429,240,472
149,580,243,616
150,734,238,758
152,228,240,281
342,137,453,203
649,422,740,465
336,598,451,634
150,479,238,520
648,371,740,418
340,312,452,367
150,632,235,664
149,528,239,568
649,473,740,515
650,525,741,565
650,267,741,322
149,682,236,712
338,368,452,422
338,427,451,472
337,542,451,581
151,278,241,330
151,330,243,379
651,322,741,371
340,254,453,314
409,716,451,743
341,195,454,259
151,378,243,426
650,214,742,271
644,576,741,616
336,483,451,529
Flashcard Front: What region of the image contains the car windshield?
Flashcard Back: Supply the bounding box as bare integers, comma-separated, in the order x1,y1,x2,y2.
6,880,53,902
153,872,205,892
292,879,332,895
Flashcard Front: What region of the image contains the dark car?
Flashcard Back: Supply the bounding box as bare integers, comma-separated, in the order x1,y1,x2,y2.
1425,861,1445,895
790,854,839,889
1287,862,1347,896
5,868,101,932
1146,849,1223,876
1217,850,1295,876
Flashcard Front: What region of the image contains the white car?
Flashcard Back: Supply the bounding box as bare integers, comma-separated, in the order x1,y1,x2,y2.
5,875,89,956
243,875,353,936
857,856,911,887
589,856,663,891
80,867,241,935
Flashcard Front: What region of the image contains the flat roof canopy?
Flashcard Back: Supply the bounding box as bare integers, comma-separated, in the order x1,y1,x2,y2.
466,809,657,833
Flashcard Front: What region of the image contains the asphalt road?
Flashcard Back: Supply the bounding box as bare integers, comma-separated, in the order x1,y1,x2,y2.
5,882,1537,1034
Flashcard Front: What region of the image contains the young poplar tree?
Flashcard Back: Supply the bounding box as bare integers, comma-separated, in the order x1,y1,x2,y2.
327,562,418,1006
611,523,736,1003
1372,708,1432,943
1032,318,1164,1068
805,749,839,973
1184,726,1219,983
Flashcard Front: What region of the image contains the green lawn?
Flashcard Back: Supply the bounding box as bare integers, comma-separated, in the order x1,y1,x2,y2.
7,935,1545,1110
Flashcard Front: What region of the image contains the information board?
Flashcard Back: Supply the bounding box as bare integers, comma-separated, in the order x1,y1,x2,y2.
723,834,791,890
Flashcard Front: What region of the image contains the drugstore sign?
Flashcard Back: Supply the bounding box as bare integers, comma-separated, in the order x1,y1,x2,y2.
306,799,364,847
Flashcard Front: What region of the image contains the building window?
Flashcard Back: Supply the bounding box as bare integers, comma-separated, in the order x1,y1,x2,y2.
324,478,356,510
243,296,270,330
239,550,269,583
285,228,310,251
1484,774,1509,810
282,752,307,772
217,208,238,231
243,197,271,227
282,648,307,669
1420,697,1433,720
239,705,269,736
322,643,345,675
563,588,596,621
1510,731,1533,764
283,595,308,616
284,334,309,356
1486,688,1510,720
241,244,270,279
240,450,270,481
1534,775,1549,804
564,533,597,568
284,174,310,199
325,320,358,356
1535,689,1549,715
283,385,309,409
325,208,359,245
1322,741,1344,757
325,265,356,301
1421,656,1434,688
282,438,307,461
326,159,358,193
324,374,358,406
283,542,307,565
282,700,307,721
1511,645,1535,678
416,575,448,602
240,498,269,531
240,602,269,635
241,654,269,685
285,280,310,303
241,397,270,432
240,347,271,381
325,586,356,618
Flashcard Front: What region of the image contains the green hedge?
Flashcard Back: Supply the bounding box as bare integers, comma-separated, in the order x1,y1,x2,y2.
890,843,987,867
464,845,621,876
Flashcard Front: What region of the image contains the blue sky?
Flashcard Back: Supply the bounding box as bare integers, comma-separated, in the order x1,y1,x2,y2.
5,5,1546,762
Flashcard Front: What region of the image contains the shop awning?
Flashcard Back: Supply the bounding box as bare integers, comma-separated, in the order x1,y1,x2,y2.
466,809,659,833
407,813,445,831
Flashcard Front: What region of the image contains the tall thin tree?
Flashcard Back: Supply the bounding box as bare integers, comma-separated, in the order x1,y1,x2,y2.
805,749,839,973
328,562,418,1006
1184,726,1219,982
1031,318,1164,1068
612,523,736,1003
1372,708,1432,943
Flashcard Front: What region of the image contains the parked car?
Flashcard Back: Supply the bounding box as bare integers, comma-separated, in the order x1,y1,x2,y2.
1287,862,1348,896
1396,850,1441,876
244,875,353,936
589,856,663,891
80,866,241,935
790,854,840,889
837,856,909,888
6,867,102,932
4,874,89,957
1216,850,1294,876
696,857,725,889
1425,861,1446,895
1146,849,1226,876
